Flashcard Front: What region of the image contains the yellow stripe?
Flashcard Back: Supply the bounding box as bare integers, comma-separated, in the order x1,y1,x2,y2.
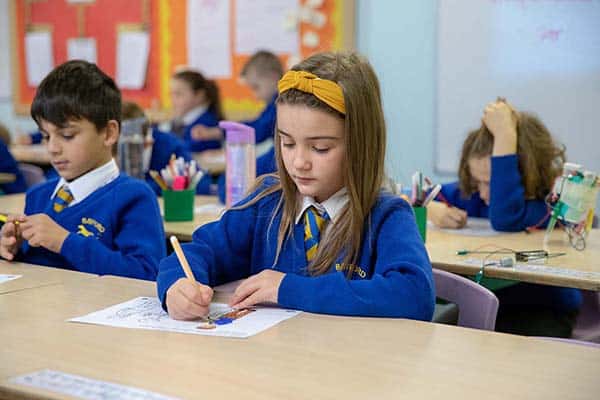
159,0,171,109
306,245,318,261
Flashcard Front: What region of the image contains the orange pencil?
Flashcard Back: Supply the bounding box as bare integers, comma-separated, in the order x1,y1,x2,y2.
169,235,196,282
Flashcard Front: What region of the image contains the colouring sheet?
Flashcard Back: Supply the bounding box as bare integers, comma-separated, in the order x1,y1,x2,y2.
69,297,300,338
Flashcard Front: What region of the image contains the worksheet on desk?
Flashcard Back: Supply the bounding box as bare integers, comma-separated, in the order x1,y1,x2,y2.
69,297,300,338
0,274,21,284
428,217,501,237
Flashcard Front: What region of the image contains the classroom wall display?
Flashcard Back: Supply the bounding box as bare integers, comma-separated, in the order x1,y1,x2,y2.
0,0,11,100
11,0,354,119
436,0,600,176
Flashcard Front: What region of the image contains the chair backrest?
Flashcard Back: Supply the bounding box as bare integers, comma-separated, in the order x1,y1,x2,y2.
18,163,46,188
433,268,499,331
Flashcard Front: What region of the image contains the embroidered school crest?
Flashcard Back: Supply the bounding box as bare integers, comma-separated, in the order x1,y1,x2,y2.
77,217,106,239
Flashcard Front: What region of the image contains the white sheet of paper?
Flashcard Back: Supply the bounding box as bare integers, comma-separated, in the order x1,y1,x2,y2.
116,31,150,89
25,31,54,86
67,37,97,63
428,217,501,237
187,0,231,78
0,274,22,284
69,297,300,338
235,0,299,54
11,370,180,400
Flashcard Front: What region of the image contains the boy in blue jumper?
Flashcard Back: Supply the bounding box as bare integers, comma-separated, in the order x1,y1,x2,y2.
192,50,282,145
194,51,282,196
0,60,165,281
121,101,191,195
428,100,579,337
0,124,27,194
157,52,435,320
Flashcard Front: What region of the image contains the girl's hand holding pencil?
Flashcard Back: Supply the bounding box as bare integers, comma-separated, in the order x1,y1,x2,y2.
166,236,214,321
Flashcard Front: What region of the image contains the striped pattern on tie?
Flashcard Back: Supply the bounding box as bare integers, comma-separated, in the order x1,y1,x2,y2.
53,185,74,213
304,206,329,262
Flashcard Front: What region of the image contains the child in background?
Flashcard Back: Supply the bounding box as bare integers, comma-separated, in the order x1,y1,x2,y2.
193,51,282,197
157,52,434,320
0,60,165,280
428,100,579,337
121,101,191,195
0,123,27,194
169,69,223,153
192,50,282,145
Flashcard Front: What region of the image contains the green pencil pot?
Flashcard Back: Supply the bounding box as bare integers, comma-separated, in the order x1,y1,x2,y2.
413,206,427,242
163,189,195,222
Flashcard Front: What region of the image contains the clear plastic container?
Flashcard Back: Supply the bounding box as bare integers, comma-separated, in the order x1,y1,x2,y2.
118,117,146,180
220,121,256,207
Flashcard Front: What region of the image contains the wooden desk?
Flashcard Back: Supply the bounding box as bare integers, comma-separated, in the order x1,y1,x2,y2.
0,173,16,184
9,145,51,165
0,275,598,399
0,260,96,295
426,228,600,291
0,193,222,242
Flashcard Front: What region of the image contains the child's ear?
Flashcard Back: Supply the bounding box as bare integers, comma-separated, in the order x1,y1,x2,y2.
103,120,120,148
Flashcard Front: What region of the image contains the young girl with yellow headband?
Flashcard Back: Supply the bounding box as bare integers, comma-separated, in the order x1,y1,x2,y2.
156,52,435,320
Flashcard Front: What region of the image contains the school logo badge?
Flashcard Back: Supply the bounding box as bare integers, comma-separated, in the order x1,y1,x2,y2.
77,217,106,239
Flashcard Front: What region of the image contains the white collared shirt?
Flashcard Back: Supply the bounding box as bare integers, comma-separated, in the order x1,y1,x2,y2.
295,188,349,229
51,159,120,207
180,105,208,126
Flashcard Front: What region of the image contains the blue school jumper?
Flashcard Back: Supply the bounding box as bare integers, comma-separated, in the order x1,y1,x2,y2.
181,110,222,153
19,175,165,280
158,178,435,319
0,141,27,194
242,94,277,144
440,154,581,313
146,128,191,195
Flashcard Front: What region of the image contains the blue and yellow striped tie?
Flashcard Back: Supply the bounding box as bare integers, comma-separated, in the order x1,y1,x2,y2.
304,206,329,262
53,185,73,213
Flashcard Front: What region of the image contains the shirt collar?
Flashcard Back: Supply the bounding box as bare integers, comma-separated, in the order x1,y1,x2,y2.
51,159,120,206
295,187,348,224
181,105,208,126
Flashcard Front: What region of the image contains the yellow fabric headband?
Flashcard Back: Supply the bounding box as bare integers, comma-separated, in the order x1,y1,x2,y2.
277,70,346,115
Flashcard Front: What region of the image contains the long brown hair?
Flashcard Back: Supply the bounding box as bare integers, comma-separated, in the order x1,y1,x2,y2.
458,112,565,200
172,70,224,120
238,52,387,276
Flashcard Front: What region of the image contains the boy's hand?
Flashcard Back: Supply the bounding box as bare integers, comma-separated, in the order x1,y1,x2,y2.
228,270,285,309
483,100,518,156
166,278,214,320
427,201,468,229
19,214,69,254
0,215,26,260
191,125,223,141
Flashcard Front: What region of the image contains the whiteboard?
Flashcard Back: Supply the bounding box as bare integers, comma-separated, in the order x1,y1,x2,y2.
436,0,600,176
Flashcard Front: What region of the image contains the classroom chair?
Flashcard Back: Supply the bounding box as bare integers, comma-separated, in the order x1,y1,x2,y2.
432,268,499,331
571,290,600,343
18,163,46,188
